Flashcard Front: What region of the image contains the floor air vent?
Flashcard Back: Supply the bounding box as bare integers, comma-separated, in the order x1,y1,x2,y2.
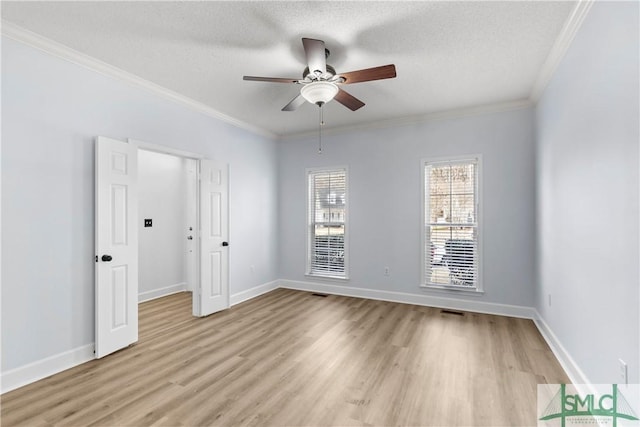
441,309,464,316
311,293,329,298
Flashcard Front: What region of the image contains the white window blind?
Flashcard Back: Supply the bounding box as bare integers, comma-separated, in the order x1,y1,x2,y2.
307,168,347,278
423,159,480,290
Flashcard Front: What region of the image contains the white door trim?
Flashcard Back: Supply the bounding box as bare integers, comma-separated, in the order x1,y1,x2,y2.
128,138,204,160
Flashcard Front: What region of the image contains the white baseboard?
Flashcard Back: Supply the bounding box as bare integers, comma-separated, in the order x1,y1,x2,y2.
278,279,536,319
230,280,280,306
1,344,95,394
533,311,590,386
138,282,187,303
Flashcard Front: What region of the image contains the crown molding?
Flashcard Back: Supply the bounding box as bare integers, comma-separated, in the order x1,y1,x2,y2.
280,98,533,141
1,20,278,140
529,0,594,101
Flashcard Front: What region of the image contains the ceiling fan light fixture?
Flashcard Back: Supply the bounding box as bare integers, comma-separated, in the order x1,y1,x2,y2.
300,81,339,106
243,38,396,112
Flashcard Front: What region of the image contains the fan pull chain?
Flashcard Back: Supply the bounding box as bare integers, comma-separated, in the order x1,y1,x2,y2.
318,105,324,154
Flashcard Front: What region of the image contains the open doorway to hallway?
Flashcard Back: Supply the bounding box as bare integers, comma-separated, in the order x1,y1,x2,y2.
137,149,197,317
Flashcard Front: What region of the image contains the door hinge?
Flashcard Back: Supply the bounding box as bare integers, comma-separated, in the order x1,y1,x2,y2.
95,255,98,262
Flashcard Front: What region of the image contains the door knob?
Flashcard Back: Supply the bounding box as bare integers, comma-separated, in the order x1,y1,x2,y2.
101,255,113,262
222,241,229,247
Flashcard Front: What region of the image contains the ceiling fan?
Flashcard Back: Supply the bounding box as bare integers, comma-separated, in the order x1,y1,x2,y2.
243,38,397,112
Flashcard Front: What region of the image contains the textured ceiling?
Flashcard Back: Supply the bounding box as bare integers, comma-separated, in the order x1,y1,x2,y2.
2,1,576,137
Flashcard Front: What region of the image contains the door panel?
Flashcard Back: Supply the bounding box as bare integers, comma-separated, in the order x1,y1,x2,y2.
95,137,138,358
209,252,222,296
210,192,222,236
111,266,128,328
197,159,229,316
111,185,128,244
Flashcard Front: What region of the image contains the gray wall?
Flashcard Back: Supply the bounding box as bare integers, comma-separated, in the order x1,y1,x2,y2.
535,1,639,384
1,36,279,372
278,107,537,307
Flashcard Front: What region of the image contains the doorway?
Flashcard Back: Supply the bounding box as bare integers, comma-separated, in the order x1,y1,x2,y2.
95,136,229,358
137,149,197,304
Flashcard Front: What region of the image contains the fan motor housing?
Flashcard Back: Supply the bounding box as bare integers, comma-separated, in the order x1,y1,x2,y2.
303,64,337,79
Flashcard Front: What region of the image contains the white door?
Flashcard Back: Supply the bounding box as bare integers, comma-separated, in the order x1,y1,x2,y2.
95,137,138,358
196,159,229,316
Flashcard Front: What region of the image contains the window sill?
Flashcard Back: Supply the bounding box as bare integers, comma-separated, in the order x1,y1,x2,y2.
420,284,484,295
305,274,350,283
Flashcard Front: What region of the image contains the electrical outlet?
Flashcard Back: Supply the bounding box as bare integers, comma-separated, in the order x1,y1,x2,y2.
619,359,628,385
384,267,390,276
250,265,255,274
548,294,551,307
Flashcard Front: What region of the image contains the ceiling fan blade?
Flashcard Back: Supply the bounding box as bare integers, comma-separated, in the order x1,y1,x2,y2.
243,76,299,83
302,38,326,75
282,94,307,111
334,89,365,111
338,64,397,84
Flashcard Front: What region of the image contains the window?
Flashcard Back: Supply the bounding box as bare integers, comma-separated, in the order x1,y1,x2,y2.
422,157,481,291
307,168,348,278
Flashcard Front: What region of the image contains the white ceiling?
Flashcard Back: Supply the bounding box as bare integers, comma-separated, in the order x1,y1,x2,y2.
2,1,576,138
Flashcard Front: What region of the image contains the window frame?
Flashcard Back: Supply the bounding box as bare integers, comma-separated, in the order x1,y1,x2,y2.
306,166,349,280
420,155,483,293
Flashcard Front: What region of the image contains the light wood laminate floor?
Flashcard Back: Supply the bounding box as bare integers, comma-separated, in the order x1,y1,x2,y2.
1,289,569,426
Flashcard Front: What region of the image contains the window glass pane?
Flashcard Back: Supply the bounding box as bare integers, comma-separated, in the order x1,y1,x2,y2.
429,165,450,195
429,194,450,223
450,193,475,223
